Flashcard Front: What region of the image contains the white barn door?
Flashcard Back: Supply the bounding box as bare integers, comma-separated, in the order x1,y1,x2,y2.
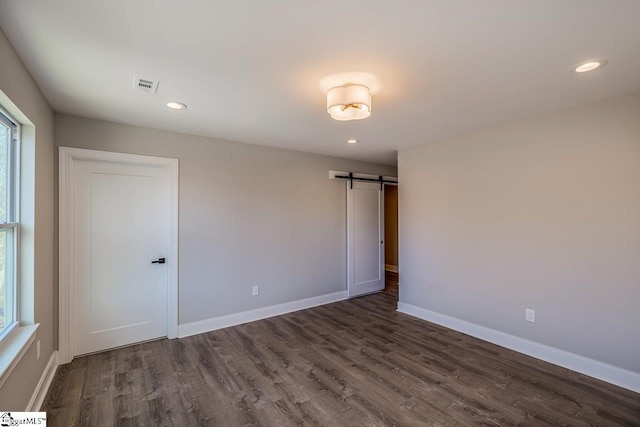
347,180,385,297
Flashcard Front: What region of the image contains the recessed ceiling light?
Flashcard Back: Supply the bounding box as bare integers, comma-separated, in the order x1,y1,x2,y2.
166,101,187,110
574,59,607,73
347,139,358,144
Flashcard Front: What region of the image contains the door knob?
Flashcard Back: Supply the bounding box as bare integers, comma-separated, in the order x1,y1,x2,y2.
151,257,166,264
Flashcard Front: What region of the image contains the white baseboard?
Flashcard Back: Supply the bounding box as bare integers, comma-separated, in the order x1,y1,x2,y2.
26,351,58,411
397,302,640,394
179,291,348,338
385,264,398,273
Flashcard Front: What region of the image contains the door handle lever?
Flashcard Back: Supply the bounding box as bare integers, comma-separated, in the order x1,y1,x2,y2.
151,257,166,264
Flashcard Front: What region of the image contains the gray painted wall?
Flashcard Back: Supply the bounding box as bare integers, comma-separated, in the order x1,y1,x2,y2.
55,114,396,324
398,94,640,373
0,28,55,409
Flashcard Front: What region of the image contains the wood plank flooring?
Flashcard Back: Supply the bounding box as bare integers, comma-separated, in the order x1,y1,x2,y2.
43,274,640,426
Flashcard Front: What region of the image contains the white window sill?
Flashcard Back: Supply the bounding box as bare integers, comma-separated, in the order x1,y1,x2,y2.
0,323,39,388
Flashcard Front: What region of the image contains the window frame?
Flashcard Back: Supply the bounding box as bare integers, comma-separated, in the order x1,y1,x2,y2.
0,107,20,343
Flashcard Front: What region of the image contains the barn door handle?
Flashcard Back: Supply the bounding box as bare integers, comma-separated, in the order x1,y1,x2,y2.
151,257,166,264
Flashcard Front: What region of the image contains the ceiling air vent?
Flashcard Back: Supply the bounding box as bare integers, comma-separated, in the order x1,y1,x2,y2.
133,76,159,94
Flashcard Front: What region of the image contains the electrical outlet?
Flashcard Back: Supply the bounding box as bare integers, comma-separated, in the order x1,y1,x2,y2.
526,308,535,323
37,340,41,360
252,286,259,296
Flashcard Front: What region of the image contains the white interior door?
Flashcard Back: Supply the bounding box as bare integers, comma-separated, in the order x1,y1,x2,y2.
347,180,385,297
72,157,171,356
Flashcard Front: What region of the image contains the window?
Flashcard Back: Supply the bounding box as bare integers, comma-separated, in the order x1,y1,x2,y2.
0,110,18,339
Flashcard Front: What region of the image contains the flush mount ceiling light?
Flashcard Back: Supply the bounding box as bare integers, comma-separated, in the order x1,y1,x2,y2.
166,101,187,110
574,59,608,73
346,138,358,144
327,83,371,121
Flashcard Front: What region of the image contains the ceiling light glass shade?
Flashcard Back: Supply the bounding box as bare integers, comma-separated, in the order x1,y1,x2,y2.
327,84,371,121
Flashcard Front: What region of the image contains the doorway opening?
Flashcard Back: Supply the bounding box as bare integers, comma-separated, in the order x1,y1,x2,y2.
334,170,397,298
384,184,399,298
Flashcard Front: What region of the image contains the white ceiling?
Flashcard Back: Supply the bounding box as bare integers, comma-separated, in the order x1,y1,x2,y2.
1,1,639,165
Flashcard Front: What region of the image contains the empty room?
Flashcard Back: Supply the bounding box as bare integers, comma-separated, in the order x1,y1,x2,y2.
0,1,639,425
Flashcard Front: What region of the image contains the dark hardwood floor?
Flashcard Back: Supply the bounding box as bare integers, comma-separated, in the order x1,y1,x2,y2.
43,273,640,426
